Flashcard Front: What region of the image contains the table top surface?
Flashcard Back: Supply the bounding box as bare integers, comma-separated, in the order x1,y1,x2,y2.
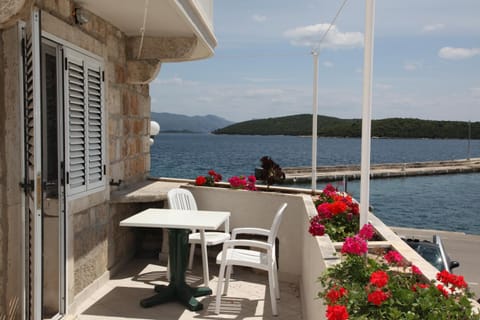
119,208,230,230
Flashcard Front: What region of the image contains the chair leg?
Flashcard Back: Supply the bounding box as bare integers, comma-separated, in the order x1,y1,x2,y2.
166,258,171,281
224,265,233,295
268,269,278,316
188,243,195,270
215,263,226,314
200,240,209,287
273,262,280,299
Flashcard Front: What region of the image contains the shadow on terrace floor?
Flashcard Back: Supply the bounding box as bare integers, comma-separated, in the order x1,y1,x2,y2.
75,258,302,320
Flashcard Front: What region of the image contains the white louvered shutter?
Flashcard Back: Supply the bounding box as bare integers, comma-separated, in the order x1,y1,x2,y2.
86,60,105,189
64,48,105,196
21,9,42,320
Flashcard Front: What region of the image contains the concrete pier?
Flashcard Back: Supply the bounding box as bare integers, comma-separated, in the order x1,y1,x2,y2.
283,158,480,183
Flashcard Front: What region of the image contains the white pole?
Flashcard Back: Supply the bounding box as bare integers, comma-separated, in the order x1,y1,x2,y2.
467,121,471,160
312,51,319,193
359,0,375,228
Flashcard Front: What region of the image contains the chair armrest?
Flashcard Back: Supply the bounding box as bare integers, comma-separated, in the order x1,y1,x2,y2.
222,239,272,251
231,227,270,239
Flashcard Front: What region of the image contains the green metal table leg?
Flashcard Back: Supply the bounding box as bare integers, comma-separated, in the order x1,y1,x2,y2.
140,228,212,311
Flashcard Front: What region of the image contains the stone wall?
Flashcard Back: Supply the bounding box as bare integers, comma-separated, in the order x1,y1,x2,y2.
74,200,165,296
0,24,24,320
0,22,6,320
73,203,109,295
0,0,158,316
37,2,153,297
108,201,165,270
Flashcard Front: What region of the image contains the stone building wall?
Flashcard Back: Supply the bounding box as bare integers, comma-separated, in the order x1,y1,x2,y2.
73,203,109,295
36,2,152,295
40,0,151,187
0,24,25,320
0,0,156,316
0,23,6,320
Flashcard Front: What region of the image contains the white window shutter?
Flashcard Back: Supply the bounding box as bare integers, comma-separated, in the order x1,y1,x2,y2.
64,49,105,196
86,59,105,190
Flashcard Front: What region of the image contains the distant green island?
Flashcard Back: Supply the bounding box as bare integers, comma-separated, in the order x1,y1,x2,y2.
213,114,480,139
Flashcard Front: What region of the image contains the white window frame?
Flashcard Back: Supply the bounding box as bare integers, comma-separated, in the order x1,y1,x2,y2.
63,47,106,197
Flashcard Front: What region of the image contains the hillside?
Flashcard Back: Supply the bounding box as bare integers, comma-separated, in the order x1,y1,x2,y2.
213,114,480,139
151,112,233,133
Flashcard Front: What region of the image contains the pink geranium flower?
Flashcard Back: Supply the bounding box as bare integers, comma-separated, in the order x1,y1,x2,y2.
341,235,367,256
358,223,375,240
384,250,404,266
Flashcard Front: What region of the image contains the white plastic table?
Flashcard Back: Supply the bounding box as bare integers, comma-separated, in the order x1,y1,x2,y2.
120,208,230,311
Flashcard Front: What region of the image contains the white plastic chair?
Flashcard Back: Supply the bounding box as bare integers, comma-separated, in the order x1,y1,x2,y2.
167,188,230,286
215,203,288,316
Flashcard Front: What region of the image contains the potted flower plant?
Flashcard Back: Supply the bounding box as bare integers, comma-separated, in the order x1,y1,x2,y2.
195,169,222,186
319,228,479,320
309,184,360,242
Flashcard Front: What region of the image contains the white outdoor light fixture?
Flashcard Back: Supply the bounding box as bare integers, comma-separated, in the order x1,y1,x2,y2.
74,7,90,25
149,120,160,145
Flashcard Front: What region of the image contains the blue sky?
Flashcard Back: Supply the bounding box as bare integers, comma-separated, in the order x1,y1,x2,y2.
151,0,480,122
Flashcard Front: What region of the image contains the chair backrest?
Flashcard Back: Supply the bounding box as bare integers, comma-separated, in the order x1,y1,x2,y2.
267,203,288,244
167,188,198,211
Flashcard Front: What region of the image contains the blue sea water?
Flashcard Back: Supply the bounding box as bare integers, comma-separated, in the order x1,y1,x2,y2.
150,133,480,235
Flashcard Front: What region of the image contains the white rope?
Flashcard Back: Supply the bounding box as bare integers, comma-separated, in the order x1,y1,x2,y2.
137,0,150,59
312,0,349,53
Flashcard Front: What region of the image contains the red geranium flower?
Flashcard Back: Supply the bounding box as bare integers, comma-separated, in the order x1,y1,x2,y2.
350,202,359,215
437,270,468,289
411,265,422,275
317,203,333,219
208,169,222,182
195,176,206,186
412,283,430,292
437,284,450,297
326,304,349,320
326,286,348,305
330,201,348,215
370,270,389,288
308,216,325,236
367,289,390,306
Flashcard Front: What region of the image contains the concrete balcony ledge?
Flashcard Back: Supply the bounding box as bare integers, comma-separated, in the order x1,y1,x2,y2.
110,179,188,203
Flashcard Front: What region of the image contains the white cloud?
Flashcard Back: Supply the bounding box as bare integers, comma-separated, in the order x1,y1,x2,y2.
284,24,363,50
323,61,334,68
243,77,284,83
470,87,480,98
438,47,480,60
252,14,267,22
196,96,213,103
422,23,445,32
153,76,198,86
376,83,392,90
245,88,283,97
403,61,422,71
